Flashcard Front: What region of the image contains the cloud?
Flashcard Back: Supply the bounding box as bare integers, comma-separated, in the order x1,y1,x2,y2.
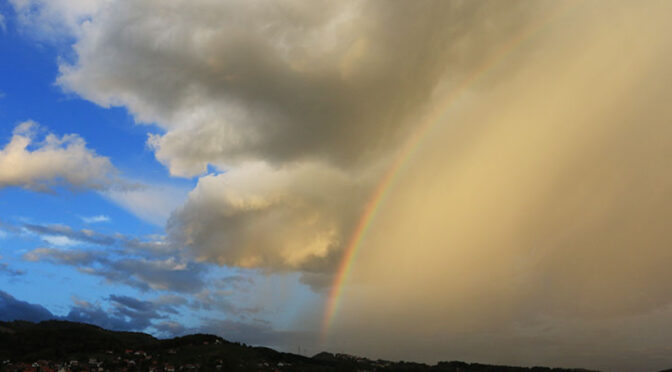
97,257,207,293
65,297,159,331
0,13,6,32
152,320,186,338
121,236,175,257
194,318,316,352
0,121,120,192
0,290,162,332
16,221,212,294
18,221,172,257
0,290,293,346
81,214,110,224
0,290,54,322
0,262,25,277
53,0,543,282
168,162,367,275
9,0,106,41
212,274,254,289
150,316,318,351
152,294,189,311
23,247,96,265
190,288,259,315
105,183,189,226
19,224,264,314
24,223,116,246
24,246,207,293
58,0,491,174
61,294,191,332
40,235,77,247
0,289,165,332
315,2,672,370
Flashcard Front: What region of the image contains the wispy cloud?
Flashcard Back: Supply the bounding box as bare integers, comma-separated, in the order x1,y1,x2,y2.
0,262,25,277
41,235,78,247
81,215,110,224
105,184,189,226
23,223,116,246
23,246,207,294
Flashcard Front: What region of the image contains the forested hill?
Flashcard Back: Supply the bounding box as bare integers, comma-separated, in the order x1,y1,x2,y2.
0,320,598,372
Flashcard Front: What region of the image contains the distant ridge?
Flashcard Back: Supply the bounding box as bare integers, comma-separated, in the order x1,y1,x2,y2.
0,320,598,371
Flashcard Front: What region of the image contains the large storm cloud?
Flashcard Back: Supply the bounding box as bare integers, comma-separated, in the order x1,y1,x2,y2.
50,0,544,278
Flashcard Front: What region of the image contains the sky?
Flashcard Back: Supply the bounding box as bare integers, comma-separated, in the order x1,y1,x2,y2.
1,1,672,371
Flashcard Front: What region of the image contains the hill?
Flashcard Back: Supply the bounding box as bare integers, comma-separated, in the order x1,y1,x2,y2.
0,320,597,371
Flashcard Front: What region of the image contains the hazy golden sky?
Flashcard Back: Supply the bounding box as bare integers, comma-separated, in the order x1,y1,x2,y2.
322,2,672,370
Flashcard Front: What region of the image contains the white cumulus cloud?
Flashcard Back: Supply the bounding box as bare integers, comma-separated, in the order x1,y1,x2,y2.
168,161,367,273
0,121,120,192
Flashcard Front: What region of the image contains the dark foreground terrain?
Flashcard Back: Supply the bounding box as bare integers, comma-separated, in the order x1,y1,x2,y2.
0,320,596,372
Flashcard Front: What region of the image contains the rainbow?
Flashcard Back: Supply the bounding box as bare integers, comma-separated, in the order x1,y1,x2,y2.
321,2,577,341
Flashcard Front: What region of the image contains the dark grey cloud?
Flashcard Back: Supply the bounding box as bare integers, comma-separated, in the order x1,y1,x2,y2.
0,290,161,332
109,294,161,314
0,290,188,333
195,318,316,353
212,274,254,289
65,294,194,332
152,320,187,338
0,290,296,349
190,289,259,316
17,223,262,313
102,258,207,293
151,295,188,315
23,247,207,294
0,262,25,277
0,290,54,322
65,299,157,331
297,272,332,292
